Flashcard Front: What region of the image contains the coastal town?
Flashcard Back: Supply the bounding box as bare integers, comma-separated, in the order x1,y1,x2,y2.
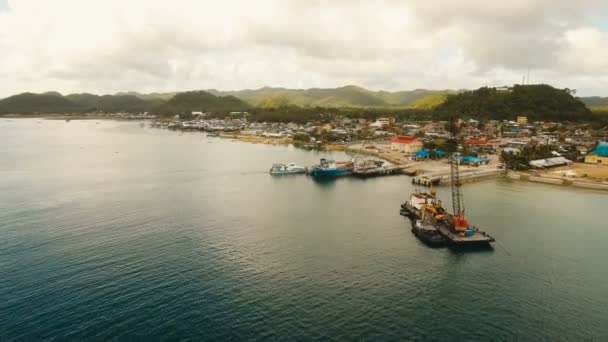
144,111,608,190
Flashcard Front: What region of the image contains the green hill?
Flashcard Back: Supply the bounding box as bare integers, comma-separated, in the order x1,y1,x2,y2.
580,96,608,108
0,93,80,113
437,84,592,121
207,86,453,108
153,90,250,115
410,93,448,109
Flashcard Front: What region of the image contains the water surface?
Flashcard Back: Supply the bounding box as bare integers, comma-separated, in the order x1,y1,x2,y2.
1,119,607,340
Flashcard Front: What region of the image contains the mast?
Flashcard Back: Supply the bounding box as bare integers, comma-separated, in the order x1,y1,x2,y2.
450,153,462,216
448,116,461,215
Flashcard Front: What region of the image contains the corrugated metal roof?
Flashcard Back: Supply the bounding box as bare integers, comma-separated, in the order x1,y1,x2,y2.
589,142,608,157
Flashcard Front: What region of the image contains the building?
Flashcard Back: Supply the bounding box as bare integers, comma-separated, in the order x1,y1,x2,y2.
370,117,394,128
517,116,528,125
585,142,608,165
390,136,423,153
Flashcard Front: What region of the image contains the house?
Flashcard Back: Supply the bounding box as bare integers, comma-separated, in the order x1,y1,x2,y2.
464,139,500,151
390,136,423,153
585,142,608,165
370,117,394,128
517,116,528,125
529,157,572,168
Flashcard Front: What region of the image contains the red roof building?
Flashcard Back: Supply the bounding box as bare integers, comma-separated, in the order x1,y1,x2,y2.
390,136,422,153
390,136,418,144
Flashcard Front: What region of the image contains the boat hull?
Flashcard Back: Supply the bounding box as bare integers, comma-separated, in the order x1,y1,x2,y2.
270,169,306,175
410,220,445,247
400,203,420,219
308,168,353,178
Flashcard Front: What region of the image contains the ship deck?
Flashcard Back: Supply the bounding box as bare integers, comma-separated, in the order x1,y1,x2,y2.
435,222,494,245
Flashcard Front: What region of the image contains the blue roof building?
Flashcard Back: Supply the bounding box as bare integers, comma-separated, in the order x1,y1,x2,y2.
585,142,608,165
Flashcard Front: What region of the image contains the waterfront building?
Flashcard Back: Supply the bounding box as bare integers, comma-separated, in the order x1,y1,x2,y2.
585,142,608,165
390,136,423,153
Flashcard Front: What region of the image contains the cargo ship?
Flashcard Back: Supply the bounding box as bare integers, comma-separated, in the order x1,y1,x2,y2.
308,158,354,178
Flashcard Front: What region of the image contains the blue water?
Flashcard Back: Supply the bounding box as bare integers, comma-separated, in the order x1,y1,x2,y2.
1,119,608,341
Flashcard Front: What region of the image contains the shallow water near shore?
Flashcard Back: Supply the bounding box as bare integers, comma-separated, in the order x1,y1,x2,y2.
1,119,608,340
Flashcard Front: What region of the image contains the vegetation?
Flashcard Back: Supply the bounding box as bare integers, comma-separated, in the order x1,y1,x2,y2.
500,145,556,170
410,93,448,109
580,96,608,108
437,84,592,122
0,85,605,126
0,93,81,113
152,91,250,117
207,85,452,108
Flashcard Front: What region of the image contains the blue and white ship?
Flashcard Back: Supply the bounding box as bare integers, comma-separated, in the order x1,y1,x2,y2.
269,163,307,175
308,158,354,178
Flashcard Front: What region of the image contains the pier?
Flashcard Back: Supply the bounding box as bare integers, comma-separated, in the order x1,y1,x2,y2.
353,165,408,177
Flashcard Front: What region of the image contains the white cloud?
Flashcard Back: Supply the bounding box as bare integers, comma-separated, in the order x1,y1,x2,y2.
0,0,607,96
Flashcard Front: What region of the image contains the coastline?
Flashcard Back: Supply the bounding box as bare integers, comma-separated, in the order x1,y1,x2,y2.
5,116,607,190
507,171,608,191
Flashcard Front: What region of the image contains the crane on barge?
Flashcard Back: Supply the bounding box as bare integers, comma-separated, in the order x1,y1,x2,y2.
448,117,471,233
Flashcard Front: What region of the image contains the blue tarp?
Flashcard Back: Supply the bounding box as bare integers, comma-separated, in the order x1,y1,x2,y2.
414,150,429,157
590,142,608,157
435,150,446,156
460,156,488,163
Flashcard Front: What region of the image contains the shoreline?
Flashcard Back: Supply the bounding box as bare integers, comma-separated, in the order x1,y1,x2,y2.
507,171,608,191
5,116,607,190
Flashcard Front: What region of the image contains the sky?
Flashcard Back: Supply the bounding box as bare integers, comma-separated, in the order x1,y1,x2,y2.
0,0,607,97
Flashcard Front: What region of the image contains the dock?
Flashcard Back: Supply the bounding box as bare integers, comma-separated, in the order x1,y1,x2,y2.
353,165,407,177
412,168,503,186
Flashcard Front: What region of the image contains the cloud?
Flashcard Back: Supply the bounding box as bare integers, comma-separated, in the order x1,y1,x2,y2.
0,0,607,97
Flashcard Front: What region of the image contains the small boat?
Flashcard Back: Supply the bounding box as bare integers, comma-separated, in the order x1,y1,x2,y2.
269,163,307,175
308,158,354,178
411,218,445,247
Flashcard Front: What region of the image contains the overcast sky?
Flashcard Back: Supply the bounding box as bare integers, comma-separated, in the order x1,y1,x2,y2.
1,0,607,97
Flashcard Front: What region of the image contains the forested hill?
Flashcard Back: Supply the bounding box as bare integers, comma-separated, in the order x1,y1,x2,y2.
579,96,608,109
206,86,455,108
0,91,249,115
436,84,592,121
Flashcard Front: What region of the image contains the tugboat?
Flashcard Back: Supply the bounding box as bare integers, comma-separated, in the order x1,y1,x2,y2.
411,208,445,247
269,163,307,175
308,158,354,178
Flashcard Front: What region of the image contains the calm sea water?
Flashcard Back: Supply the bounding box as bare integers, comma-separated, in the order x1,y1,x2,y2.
1,119,607,341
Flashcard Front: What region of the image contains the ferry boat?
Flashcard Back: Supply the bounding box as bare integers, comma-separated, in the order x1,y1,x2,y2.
308,158,354,178
269,163,307,175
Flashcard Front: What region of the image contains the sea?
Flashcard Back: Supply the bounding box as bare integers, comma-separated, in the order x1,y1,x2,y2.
1,119,607,341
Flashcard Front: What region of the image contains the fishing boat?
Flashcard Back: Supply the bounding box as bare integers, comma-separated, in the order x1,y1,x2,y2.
269,163,307,175
307,158,354,178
